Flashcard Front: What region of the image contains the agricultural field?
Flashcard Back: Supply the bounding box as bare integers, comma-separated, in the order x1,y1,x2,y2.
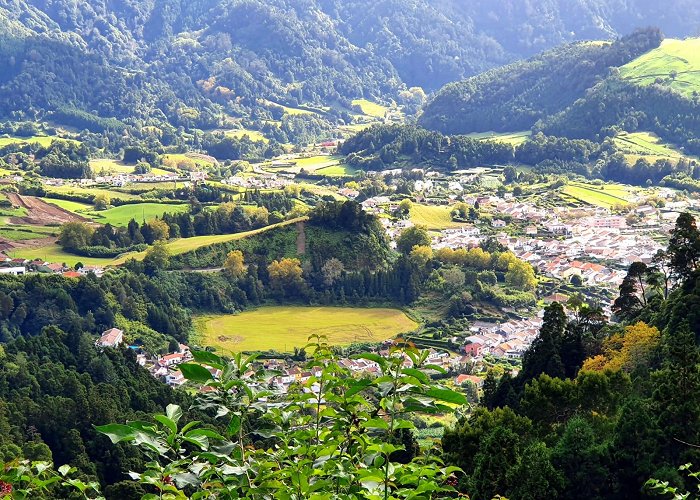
44,184,142,202
87,203,188,226
351,99,388,118
224,129,268,143
620,38,700,97
562,182,633,208
90,159,172,177
162,154,215,170
0,225,57,241
8,244,116,267
613,131,695,163
267,101,315,116
314,164,358,177
264,155,354,177
465,130,532,146
410,204,464,230
193,306,418,353
0,135,79,147
40,198,93,214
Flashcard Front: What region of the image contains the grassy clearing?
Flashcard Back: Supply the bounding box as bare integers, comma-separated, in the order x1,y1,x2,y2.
45,185,142,202
0,135,79,147
562,182,631,208
40,198,93,214
620,38,700,97
90,159,171,176
314,164,358,177
410,204,463,230
0,226,57,241
613,131,693,161
88,203,189,226
193,306,418,353
162,154,215,170
465,130,532,146
8,244,116,267
224,129,268,143
267,101,315,116
352,99,388,118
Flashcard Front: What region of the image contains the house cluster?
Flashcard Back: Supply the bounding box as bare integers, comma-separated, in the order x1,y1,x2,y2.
0,256,105,277
463,316,544,360
43,171,207,189
222,173,293,190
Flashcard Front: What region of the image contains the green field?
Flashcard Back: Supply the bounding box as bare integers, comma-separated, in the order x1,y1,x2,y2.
613,131,694,163
40,198,93,213
352,99,388,118
465,130,532,146
562,182,632,208
0,135,79,148
193,306,418,353
90,159,171,176
0,226,57,241
87,203,189,226
620,38,700,97
264,155,354,176
45,184,142,202
314,164,358,177
225,129,268,143
8,244,116,267
410,204,464,230
162,154,215,170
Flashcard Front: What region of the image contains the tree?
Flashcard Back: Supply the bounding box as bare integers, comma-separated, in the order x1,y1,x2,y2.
223,250,245,280
612,261,650,320
143,241,170,273
408,245,433,268
58,222,94,250
268,258,304,297
668,212,700,281
442,267,465,291
397,199,413,218
321,258,344,287
93,193,111,210
133,161,151,174
396,225,430,254
146,219,169,242
505,259,537,291
503,166,518,184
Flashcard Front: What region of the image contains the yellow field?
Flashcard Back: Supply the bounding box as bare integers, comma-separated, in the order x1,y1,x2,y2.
90,159,171,176
193,306,419,353
225,129,268,142
562,182,632,208
410,204,464,230
352,99,388,118
0,135,79,147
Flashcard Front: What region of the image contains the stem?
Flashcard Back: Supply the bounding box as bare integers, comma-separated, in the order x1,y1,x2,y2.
384,359,401,500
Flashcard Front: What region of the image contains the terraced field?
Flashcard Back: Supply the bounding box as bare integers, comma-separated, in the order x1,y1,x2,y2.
562,182,632,208
193,306,418,353
613,131,696,163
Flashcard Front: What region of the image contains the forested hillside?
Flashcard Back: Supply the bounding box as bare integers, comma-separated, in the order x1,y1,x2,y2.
1,0,699,133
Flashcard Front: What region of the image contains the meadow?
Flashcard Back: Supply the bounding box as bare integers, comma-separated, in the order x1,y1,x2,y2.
0,135,79,147
162,154,215,170
562,182,632,208
193,306,418,353
225,129,268,142
45,184,142,202
620,38,700,97
410,204,464,230
351,99,388,118
8,244,116,267
465,130,532,146
84,202,188,226
613,131,695,163
90,159,172,176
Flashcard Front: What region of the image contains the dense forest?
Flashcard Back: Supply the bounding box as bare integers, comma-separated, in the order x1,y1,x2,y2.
1,1,699,135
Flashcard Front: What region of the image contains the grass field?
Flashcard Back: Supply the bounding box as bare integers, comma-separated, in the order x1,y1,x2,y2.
225,129,268,143
88,203,188,226
8,245,116,267
0,135,79,148
613,131,694,163
162,154,215,170
352,99,388,118
465,130,532,146
193,306,418,353
620,38,700,97
90,159,171,176
0,226,57,241
562,182,632,208
41,198,93,214
268,101,315,116
314,164,358,176
410,204,464,230
264,155,355,176
45,184,142,202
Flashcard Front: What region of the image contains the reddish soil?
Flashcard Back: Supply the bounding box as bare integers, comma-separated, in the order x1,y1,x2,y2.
6,193,91,226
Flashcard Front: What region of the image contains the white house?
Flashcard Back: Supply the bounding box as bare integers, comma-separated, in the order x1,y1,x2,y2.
97,328,124,348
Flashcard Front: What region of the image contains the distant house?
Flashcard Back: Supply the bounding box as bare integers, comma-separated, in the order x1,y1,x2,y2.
97,328,124,348
0,266,26,276
166,370,186,387
491,219,507,228
455,374,484,388
525,226,538,236
464,343,485,358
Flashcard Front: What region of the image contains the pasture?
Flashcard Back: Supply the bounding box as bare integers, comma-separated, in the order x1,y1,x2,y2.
193,306,418,353
162,154,215,170
620,38,700,97
410,204,464,230
613,131,695,162
45,184,142,202
225,129,268,143
8,244,116,267
465,130,532,146
0,135,79,148
352,99,388,118
90,159,172,176
562,182,632,208
88,203,189,226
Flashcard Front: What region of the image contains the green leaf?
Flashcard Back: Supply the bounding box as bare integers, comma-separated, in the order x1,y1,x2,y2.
192,350,224,370
402,368,430,384
227,414,241,436
425,388,468,405
179,363,214,383
423,363,447,374
363,418,389,430
165,404,183,424
153,415,177,435
351,352,386,367
57,464,73,476
95,424,136,443
346,378,374,397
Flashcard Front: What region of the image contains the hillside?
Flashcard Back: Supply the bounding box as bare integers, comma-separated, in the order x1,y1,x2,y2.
619,38,700,97
1,1,700,136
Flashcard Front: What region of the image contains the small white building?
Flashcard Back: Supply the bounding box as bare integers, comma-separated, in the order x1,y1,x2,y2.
97,328,123,348
0,266,26,276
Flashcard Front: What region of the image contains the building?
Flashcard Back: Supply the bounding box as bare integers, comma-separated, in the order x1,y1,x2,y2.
97,328,124,348
0,266,26,276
